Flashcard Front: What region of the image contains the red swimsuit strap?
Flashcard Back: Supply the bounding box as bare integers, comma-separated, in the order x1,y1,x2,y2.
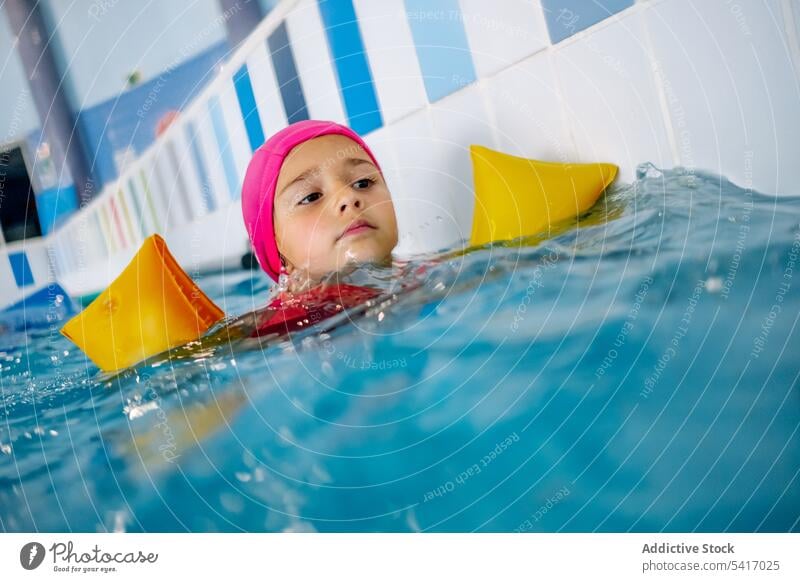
253,283,382,338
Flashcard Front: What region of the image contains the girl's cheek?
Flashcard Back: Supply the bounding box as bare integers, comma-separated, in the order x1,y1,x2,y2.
280,205,298,220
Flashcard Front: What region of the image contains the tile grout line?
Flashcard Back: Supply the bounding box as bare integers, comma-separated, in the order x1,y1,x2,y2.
639,2,681,168
779,0,800,80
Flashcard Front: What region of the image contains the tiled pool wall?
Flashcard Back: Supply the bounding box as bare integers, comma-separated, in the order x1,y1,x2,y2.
3,0,799,305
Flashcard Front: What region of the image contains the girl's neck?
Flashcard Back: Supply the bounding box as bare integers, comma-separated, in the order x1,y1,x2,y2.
283,253,395,294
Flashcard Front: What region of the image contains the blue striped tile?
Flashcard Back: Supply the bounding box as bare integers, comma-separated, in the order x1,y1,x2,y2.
92,213,109,256
404,0,477,103
185,121,217,212
317,0,383,135
233,64,266,151
151,158,176,231
126,177,147,236
8,252,34,288
541,0,634,43
165,140,194,221
138,170,163,233
59,245,72,277
35,184,78,235
267,21,309,124
208,95,242,199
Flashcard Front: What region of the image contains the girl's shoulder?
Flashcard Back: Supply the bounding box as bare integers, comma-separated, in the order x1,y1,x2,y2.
270,281,381,306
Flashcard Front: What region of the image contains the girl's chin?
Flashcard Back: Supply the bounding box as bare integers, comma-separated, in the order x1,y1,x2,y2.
339,237,387,257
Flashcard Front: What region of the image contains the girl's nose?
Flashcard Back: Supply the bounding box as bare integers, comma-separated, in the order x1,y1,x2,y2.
338,189,362,213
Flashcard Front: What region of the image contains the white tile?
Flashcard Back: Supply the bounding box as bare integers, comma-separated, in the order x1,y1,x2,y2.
0,254,18,301
118,173,148,237
43,238,62,279
459,0,550,78
76,210,101,269
119,188,140,247
72,210,103,265
286,0,347,124
554,10,673,182
59,239,75,276
165,200,249,275
72,230,89,270
67,244,81,275
246,41,288,138
646,0,800,195
92,206,114,259
430,83,498,238
363,124,403,200
161,138,194,229
486,51,576,162
72,214,94,265
46,236,67,279
112,189,136,249
170,129,208,220
80,209,101,262
353,0,428,124
59,233,75,275
100,200,122,253
218,81,252,181
386,109,465,256
193,112,230,211
151,144,184,232
96,191,119,251
24,242,52,286
61,227,76,271
92,208,109,260
786,0,800,54
106,203,124,255
62,221,78,270
363,125,410,256
138,151,170,233
796,2,800,39
67,240,82,276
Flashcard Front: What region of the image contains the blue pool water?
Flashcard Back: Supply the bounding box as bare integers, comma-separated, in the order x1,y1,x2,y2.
1,166,799,532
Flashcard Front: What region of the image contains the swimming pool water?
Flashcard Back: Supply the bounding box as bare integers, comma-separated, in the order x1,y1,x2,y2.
1,165,799,532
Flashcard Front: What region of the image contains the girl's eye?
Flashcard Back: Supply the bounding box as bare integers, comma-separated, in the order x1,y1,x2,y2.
299,192,322,205
353,178,374,190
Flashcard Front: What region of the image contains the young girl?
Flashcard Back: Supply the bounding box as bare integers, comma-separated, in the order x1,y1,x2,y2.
240,120,400,337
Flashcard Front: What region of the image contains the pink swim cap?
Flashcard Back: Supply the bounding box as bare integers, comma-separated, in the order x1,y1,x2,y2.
241,120,382,281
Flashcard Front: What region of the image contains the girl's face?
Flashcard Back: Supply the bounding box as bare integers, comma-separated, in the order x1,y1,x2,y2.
273,134,399,284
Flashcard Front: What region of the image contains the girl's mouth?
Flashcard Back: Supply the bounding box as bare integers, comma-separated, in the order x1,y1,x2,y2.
338,219,376,240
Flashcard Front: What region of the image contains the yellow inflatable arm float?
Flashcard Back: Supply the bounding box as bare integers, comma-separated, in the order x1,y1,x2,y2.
61,147,617,372
61,234,224,372
469,145,618,246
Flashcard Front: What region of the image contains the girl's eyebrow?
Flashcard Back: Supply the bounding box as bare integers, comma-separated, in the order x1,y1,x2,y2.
278,157,376,198
279,167,318,197
345,157,375,170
